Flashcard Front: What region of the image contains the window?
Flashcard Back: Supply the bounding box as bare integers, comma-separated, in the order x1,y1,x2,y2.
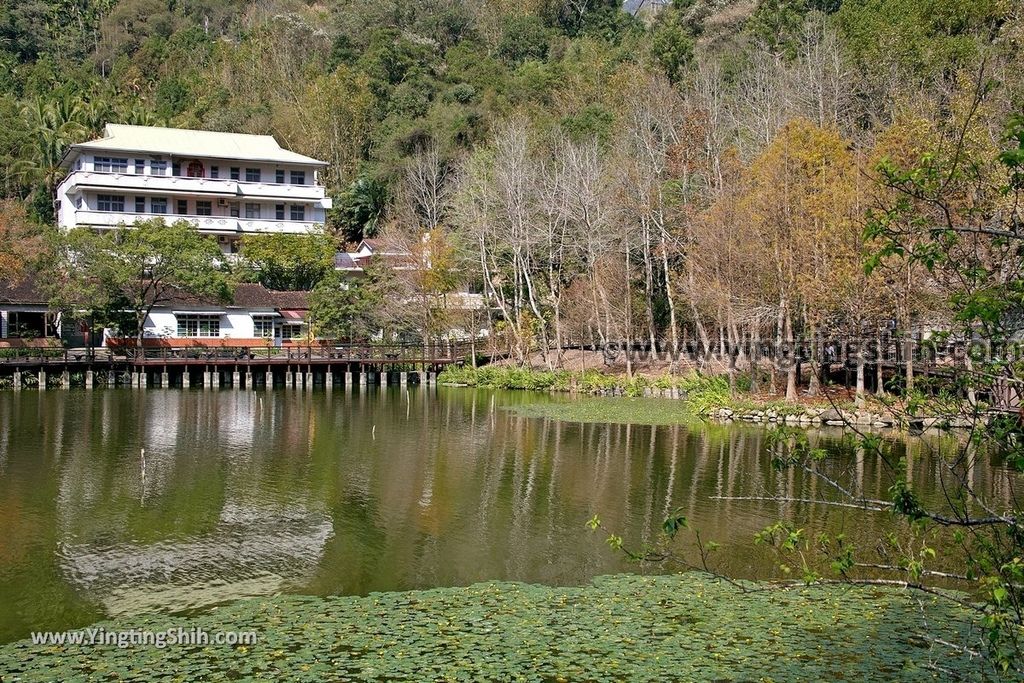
134,196,145,213
172,162,181,177
186,160,205,178
176,314,221,338
245,168,261,182
176,199,188,215
94,157,128,173
151,160,167,175
210,166,219,179
230,167,240,180
275,170,285,184
275,204,285,220
289,204,305,221
244,203,261,219
97,194,124,212
134,159,146,174
252,316,275,338
280,324,304,340
196,200,212,216
151,197,167,214
229,202,240,218
7,311,53,338
290,170,306,185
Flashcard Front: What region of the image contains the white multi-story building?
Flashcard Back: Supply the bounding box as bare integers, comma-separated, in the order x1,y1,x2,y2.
56,123,332,253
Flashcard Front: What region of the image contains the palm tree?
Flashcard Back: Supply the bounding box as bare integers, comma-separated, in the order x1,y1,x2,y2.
14,95,89,195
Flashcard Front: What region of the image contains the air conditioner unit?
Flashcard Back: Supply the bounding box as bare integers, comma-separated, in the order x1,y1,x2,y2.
218,235,228,243
217,199,228,207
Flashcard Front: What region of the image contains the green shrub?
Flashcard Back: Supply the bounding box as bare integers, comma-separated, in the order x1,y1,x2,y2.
677,372,731,414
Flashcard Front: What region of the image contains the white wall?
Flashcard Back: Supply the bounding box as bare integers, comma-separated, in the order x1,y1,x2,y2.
143,310,263,339
225,312,255,338
145,311,179,339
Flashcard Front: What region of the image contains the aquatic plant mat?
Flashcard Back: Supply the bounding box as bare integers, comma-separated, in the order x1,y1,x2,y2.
0,574,987,681
507,397,695,425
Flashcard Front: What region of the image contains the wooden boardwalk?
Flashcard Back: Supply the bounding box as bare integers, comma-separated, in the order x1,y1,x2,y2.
0,342,472,390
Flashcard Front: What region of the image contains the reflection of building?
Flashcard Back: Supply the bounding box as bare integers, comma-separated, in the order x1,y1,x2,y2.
56,124,332,254
58,503,333,616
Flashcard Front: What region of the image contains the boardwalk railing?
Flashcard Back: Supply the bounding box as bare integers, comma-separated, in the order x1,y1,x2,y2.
0,341,474,366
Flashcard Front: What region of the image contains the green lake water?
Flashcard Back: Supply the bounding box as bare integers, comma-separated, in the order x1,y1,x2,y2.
0,387,1016,645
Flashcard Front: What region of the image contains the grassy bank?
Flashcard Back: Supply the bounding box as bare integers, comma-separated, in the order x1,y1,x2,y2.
439,366,735,415
0,573,985,681
438,365,847,424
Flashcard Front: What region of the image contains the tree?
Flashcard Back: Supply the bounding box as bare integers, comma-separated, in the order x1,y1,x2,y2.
307,269,383,341
332,174,389,243
650,11,694,83
740,118,860,400
0,199,50,282
237,231,335,291
271,66,375,190
497,15,550,64
56,219,230,347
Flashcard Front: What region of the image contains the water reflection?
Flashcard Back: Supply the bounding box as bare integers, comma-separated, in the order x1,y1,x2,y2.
0,387,1019,642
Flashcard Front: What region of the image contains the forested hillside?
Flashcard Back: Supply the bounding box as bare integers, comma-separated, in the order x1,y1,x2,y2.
1,0,1022,385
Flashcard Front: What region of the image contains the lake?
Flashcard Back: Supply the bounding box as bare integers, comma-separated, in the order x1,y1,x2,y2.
0,387,1016,643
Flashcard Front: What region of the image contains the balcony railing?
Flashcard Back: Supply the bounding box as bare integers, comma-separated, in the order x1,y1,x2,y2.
75,211,321,235
60,171,331,206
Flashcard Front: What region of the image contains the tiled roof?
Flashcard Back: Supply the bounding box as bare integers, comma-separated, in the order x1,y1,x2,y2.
0,276,309,311
0,276,47,304
62,124,327,168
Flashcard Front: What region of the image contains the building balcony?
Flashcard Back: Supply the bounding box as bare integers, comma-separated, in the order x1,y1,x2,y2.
74,210,321,236
59,171,332,207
